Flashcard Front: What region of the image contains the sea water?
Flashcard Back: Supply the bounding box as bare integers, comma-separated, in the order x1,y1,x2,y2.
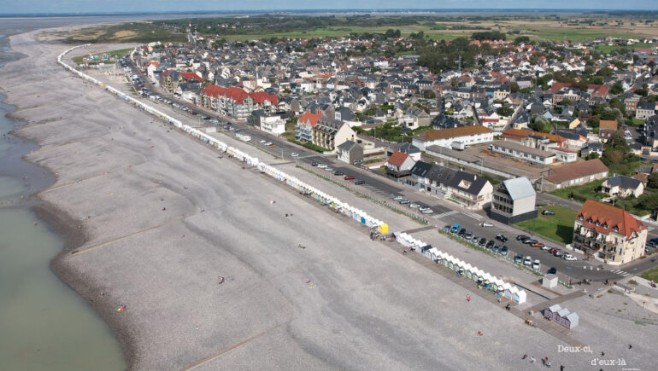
0,25,125,370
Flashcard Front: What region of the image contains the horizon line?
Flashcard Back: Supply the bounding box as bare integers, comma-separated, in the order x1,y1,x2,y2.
1,8,657,17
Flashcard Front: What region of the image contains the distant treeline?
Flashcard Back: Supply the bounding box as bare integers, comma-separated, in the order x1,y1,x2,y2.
471,31,506,41
157,15,425,35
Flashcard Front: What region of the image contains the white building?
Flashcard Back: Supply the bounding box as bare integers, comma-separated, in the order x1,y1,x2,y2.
412,126,494,151
260,115,286,136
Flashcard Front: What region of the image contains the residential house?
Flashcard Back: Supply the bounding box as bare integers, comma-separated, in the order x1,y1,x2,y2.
386,151,416,178
490,177,538,224
398,108,431,130
636,101,656,120
412,126,494,151
296,111,324,143
336,140,364,165
161,70,204,93
601,175,645,198
598,120,618,143
581,142,603,158
200,84,278,118
542,159,609,191
388,143,422,162
572,199,647,264
446,171,493,209
259,115,286,136
312,117,357,151
409,161,457,195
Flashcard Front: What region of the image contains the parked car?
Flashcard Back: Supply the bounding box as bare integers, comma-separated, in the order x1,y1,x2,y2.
458,228,467,237
492,245,500,254
317,163,327,169
354,179,365,185
420,208,434,214
496,234,508,242
549,248,559,255
479,237,487,246
465,232,473,240
514,254,524,264
393,195,404,201
516,235,529,241
443,225,451,233
399,199,411,205
409,203,421,209
333,171,344,176
500,246,509,256
344,175,355,181
540,245,551,251
563,254,577,261
542,210,556,216
523,239,538,245
486,240,495,249
554,250,566,258
530,242,545,248
450,224,460,234
547,267,557,275
532,259,541,270
480,222,494,227
523,256,533,266
311,161,319,166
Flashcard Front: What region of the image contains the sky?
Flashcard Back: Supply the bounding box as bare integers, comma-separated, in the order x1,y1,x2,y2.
1,0,656,15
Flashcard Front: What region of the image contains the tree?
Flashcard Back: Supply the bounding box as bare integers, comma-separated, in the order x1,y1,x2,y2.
496,106,514,117
648,172,658,189
586,152,600,160
529,116,552,133
610,81,624,95
514,36,530,45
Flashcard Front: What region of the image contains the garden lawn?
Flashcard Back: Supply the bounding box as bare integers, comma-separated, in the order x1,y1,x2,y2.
516,205,577,245
641,267,658,283
551,180,604,203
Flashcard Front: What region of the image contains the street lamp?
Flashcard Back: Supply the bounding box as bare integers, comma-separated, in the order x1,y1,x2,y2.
474,155,483,175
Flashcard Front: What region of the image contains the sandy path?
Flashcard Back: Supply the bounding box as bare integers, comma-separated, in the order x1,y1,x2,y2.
1,27,656,371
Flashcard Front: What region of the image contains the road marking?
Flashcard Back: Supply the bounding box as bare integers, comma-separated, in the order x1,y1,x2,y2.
435,210,458,219
611,269,632,277
463,211,483,221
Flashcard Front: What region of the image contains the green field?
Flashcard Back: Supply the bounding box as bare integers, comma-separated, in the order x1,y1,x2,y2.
63,22,187,44
520,27,641,43
595,42,656,53
641,267,658,283
222,24,648,43
551,180,605,203
516,205,576,245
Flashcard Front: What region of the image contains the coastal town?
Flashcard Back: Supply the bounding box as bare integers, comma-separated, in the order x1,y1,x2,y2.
3,9,658,371
98,22,658,269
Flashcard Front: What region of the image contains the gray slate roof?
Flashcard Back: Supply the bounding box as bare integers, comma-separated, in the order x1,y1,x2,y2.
501,177,536,201
605,175,642,190
447,171,489,196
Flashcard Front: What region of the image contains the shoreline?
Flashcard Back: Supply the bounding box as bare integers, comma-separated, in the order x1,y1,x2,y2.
2,29,133,368
36,198,136,366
